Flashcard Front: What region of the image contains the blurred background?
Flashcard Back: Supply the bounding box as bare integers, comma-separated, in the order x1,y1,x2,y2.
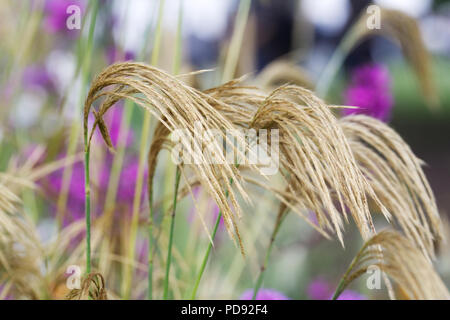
1,0,450,300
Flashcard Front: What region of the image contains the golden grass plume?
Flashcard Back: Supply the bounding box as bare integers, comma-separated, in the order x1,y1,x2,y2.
84,62,259,251
340,115,443,259
67,272,108,300
207,81,392,244
336,229,449,300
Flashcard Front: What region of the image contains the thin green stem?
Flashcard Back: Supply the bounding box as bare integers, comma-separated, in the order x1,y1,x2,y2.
146,0,173,300
331,239,371,300
63,0,99,232
331,278,347,300
190,204,224,300
84,139,91,274
315,28,358,98
120,0,165,299
221,0,252,83
81,0,99,275
190,173,236,300
189,0,251,291
189,1,251,295
163,167,181,300
252,209,287,299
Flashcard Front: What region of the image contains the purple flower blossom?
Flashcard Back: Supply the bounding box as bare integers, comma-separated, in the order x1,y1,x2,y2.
47,158,85,225
335,290,365,300
307,278,366,300
342,64,393,122
43,0,85,34
307,278,330,300
240,288,290,300
42,105,141,226
23,65,55,92
106,46,136,65
45,153,145,226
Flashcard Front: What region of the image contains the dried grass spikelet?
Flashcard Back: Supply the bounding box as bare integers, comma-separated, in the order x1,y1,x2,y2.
0,148,89,299
203,77,264,126
346,7,438,109
67,273,108,300
84,62,256,251
254,59,314,92
0,183,42,299
250,85,394,243
336,229,450,300
340,115,443,259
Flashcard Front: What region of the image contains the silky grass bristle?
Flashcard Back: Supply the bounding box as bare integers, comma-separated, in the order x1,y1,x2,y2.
67,272,108,300
334,229,450,300
207,82,392,244
340,115,443,259
0,182,42,299
83,62,256,251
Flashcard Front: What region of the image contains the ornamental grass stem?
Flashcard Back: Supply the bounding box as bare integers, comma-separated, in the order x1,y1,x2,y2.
162,7,183,300
252,208,287,299
163,167,181,299
121,0,166,300
190,171,237,300
81,0,99,275
190,2,251,294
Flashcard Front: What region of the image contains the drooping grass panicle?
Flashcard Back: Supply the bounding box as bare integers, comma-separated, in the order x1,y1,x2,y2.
83,62,254,251
249,85,390,243
205,82,395,244
67,272,108,300
339,115,443,259
0,182,42,299
334,229,449,300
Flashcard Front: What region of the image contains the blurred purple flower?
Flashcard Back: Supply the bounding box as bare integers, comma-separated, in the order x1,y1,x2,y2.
307,278,330,300
342,64,393,122
23,65,55,92
43,0,85,34
307,278,366,300
106,46,136,65
43,105,140,225
99,155,145,204
45,154,146,226
335,290,365,300
47,158,85,225
240,289,290,300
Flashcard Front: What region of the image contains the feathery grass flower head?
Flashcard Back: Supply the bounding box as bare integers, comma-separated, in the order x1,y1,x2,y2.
342,64,393,122
94,104,134,148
